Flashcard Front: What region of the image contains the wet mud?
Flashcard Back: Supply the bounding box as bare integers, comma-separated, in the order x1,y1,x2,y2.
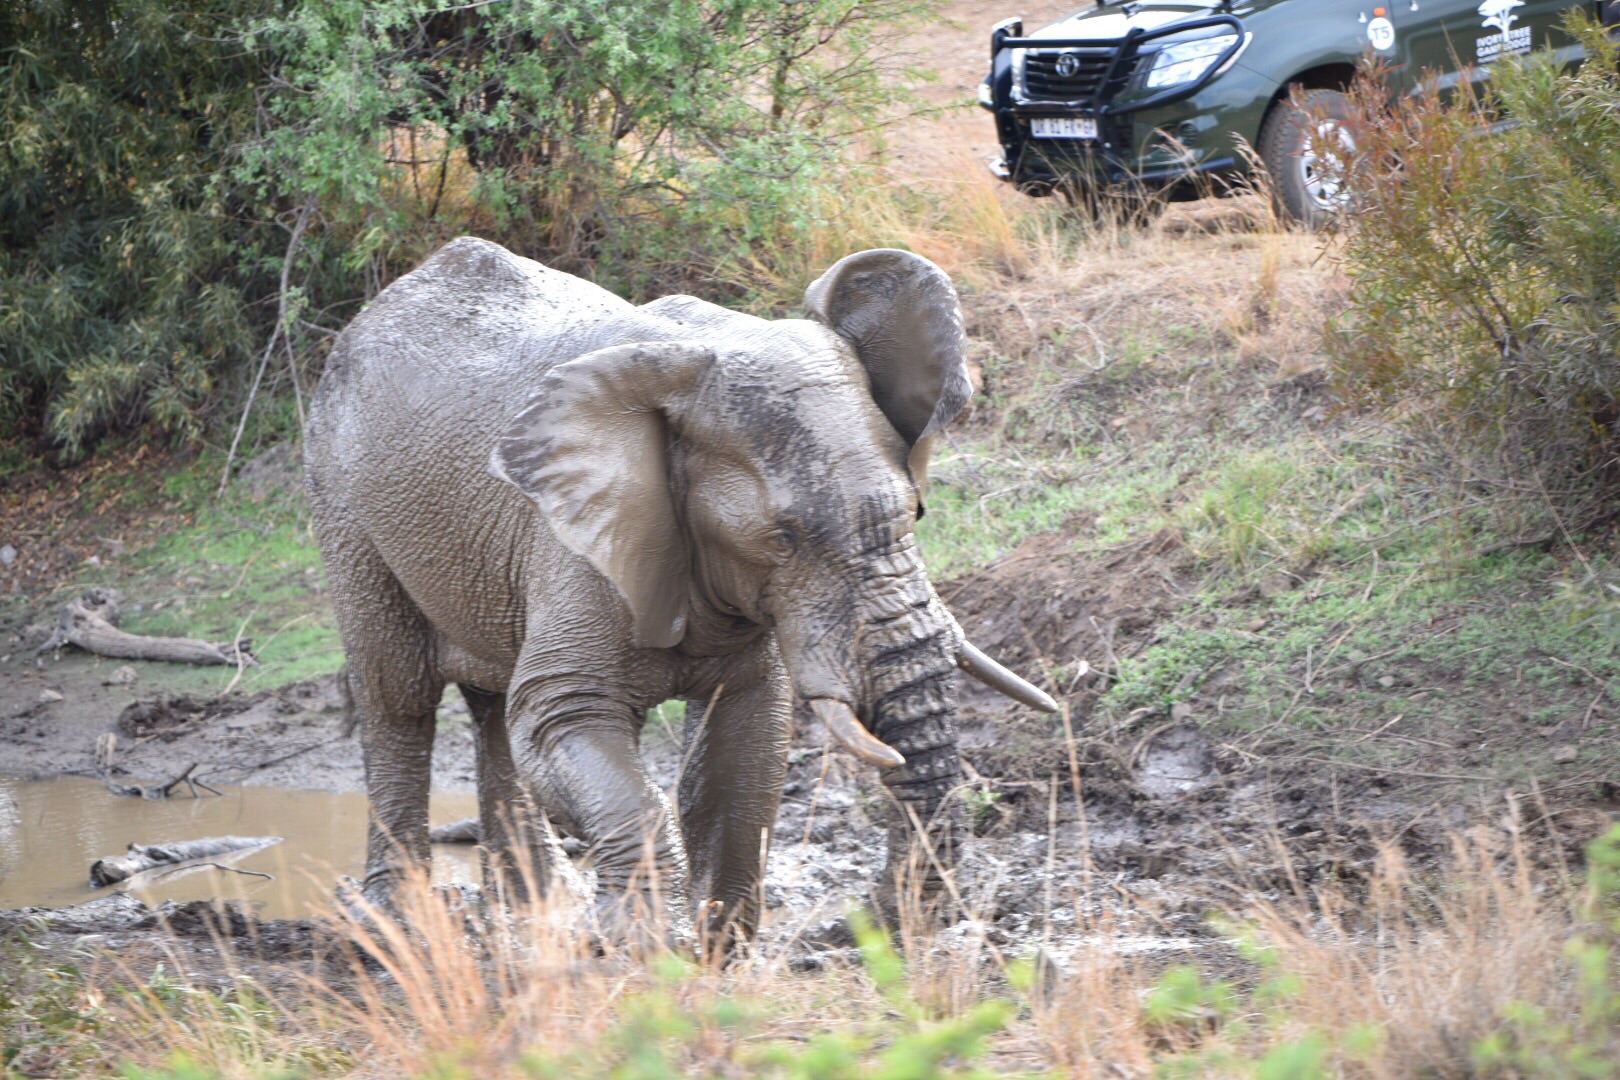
0,659,474,793
0,677,1437,970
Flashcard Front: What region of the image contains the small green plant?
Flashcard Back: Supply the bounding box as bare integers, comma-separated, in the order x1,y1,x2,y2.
514,911,1020,1079
1142,965,1236,1033
1471,825,1620,1076
963,788,1002,833
645,699,689,739
0,926,106,1077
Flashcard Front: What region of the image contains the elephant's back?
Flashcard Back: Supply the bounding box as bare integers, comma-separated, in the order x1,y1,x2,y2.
312,238,627,426
302,238,648,678
308,239,634,486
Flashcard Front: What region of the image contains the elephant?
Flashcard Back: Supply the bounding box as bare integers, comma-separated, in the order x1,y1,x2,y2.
304,237,1056,944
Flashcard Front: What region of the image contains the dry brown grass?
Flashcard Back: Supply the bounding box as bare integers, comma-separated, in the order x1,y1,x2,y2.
817,162,1350,403
20,821,1607,1080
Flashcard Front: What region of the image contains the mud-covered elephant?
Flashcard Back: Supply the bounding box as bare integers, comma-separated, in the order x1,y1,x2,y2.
304,237,1055,943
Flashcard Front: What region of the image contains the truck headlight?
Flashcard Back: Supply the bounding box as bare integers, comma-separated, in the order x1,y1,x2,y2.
978,78,995,109
1144,33,1240,89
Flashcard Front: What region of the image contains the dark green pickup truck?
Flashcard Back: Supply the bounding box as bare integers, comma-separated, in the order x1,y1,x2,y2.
979,0,1615,223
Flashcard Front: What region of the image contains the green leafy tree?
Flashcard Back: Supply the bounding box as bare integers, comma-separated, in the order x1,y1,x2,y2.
2,0,935,458
0,0,283,453
239,0,935,298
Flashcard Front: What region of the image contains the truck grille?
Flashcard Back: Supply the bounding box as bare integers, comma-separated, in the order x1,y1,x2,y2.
1021,49,1117,101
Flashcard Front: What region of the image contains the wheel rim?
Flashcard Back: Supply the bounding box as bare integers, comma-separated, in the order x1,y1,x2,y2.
1296,118,1356,213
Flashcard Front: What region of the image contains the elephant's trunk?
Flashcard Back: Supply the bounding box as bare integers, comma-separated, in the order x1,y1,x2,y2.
874,663,959,906
848,579,965,909
774,537,967,910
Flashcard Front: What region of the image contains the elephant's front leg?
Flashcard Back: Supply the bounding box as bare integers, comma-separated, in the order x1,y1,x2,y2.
677,660,792,951
509,687,691,934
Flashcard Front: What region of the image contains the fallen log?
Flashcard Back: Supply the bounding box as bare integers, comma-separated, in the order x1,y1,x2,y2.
37,588,256,667
429,818,481,844
90,836,282,887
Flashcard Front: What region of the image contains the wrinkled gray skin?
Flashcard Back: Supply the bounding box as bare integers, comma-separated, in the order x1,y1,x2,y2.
305,238,989,944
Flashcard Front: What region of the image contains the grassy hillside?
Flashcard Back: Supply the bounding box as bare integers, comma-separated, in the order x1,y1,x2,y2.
2,167,1618,1076
922,202,1619,799
15,176,1608,790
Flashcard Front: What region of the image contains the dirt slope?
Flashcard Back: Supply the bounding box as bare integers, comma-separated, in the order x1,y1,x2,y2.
887,0,1080,184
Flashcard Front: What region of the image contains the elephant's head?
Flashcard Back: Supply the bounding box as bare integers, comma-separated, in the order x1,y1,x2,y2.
490,249,1055,898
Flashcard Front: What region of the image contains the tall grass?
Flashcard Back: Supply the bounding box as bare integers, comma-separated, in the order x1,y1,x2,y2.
7,824,1614,1077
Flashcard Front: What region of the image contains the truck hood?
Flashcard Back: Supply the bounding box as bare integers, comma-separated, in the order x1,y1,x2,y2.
1027,2,1241,42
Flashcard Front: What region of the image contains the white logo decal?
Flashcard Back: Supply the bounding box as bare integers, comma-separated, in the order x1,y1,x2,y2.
1478,0,1522,33
1055,53,1081,77
1476,0,1531,61
1367,15,1396,50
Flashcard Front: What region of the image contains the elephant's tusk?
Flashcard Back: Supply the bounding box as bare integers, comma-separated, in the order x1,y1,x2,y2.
809,699,906,769
957,641,1060,714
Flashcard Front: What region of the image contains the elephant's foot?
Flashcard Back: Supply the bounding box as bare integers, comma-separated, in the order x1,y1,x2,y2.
692,896,761,963
334,871,486,942
585,888,694,956
331,874,405,952
873,832,960,930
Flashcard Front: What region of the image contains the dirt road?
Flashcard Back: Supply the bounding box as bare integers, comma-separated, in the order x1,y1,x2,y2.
887,0,1080,184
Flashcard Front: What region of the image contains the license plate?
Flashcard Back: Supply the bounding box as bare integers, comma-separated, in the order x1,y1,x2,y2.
1030,116,1098,140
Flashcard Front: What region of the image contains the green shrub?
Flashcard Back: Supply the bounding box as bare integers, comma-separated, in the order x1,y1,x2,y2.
0,0,284,453
241,0,935,301
1330,13,1620,542
1,0,934,458
1470,825,1620,1076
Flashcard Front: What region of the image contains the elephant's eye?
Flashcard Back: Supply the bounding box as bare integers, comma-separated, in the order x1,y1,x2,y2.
770,526,799,557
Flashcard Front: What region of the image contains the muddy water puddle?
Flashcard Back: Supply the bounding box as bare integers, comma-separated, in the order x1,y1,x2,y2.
0,775,478,920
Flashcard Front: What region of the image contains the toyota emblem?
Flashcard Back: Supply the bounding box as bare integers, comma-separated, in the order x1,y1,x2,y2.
1055,53,1081,77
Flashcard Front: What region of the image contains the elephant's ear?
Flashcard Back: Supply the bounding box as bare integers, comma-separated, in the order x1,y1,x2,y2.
803,249,972,497
490,342,714,649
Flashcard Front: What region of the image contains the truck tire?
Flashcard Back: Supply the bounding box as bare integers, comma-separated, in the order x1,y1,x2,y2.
1260,88,1356,229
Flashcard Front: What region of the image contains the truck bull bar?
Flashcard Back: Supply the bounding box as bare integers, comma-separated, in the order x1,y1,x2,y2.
989,13,1246,116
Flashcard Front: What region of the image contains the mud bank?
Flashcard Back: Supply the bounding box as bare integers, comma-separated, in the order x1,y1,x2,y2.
3,575,1612,983
0,661,473,793
0,668,1501,975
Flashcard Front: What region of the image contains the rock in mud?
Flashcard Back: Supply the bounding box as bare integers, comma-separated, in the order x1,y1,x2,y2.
117,694,249,739
102,665,139,687
1135,725,1217,798
429,817,480,844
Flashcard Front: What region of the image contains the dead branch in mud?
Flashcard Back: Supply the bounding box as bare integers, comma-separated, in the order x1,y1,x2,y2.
106,762,223,800
36,588,257,667
148,862,275,883
206,735,348,784
89,836,282,887
219,199,316,496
